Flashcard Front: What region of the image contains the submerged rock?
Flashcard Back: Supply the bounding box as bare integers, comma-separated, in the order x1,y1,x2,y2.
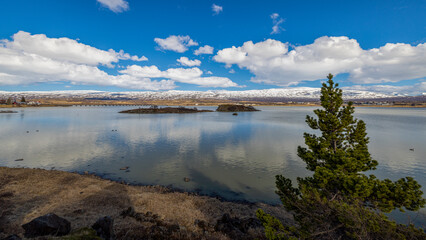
216,104,260,112
21,213,71,237
0,111,17,114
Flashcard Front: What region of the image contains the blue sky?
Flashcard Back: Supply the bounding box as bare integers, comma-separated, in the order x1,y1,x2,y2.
0,0,425,95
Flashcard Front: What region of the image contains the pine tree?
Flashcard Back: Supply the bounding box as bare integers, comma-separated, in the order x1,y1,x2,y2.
6,97,12,105
257,74,425,239
21,96,26,102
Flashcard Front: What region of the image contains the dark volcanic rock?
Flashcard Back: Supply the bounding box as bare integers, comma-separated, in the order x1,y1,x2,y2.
119,106,213,114
2,234,22,240
216,104,260,112
215,213,262,239
22,213,71,237
194,219,208,231
92,216,114,240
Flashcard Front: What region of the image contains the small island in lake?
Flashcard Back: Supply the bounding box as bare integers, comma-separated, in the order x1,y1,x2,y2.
119,106,213,114
216,104,260,112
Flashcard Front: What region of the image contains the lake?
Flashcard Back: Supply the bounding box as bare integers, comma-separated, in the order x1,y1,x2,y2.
0,106,425,224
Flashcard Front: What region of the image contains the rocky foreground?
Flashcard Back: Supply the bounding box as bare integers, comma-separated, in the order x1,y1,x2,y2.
0,167,291,240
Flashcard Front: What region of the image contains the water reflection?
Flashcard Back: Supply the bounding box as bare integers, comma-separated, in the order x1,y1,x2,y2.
0,106,425,224
0,110,114,169
105,110,310,202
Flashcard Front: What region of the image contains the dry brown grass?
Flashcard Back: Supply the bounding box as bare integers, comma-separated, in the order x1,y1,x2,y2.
0,167,291,239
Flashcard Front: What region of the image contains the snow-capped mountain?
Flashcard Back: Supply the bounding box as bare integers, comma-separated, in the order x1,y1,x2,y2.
0,88,405,100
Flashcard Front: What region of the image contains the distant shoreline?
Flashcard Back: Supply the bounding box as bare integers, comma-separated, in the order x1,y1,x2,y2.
1,101,425,108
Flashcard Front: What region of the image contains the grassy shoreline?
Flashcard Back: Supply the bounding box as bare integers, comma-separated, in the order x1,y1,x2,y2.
0,167,291,239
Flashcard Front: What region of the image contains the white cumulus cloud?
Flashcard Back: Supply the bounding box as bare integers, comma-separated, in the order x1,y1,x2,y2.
177,57,201,67
4,31,147,67
214,36,426,86
97,0,129,13
0,32,237,90
194,45,214,55
154,35,198,53
0,31,173,90
120,65,238,88
212,4,223,15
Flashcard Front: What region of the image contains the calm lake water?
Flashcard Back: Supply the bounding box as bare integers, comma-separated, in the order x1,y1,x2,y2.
0,106,425,224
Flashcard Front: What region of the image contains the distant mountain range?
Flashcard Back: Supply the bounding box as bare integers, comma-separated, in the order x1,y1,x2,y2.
0,88,424,101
